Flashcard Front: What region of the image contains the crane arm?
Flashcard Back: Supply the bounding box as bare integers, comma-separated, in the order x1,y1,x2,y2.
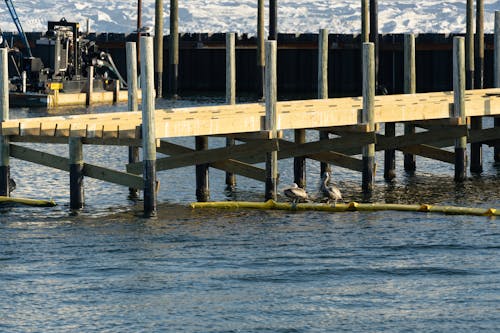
4,0,32,57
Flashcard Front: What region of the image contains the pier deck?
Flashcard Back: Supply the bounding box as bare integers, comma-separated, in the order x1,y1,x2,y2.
2,88,500,140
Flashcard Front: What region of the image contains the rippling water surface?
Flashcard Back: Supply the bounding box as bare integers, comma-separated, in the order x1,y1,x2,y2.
1,97,499,332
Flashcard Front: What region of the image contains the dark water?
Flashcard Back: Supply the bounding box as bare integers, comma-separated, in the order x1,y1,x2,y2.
1,98,500,332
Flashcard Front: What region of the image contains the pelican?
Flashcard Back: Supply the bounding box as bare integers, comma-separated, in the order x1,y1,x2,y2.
320,172,342,204
284,183,308,204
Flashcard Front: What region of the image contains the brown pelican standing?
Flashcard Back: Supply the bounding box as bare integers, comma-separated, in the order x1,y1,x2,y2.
284,183,308,204
320,172,342,205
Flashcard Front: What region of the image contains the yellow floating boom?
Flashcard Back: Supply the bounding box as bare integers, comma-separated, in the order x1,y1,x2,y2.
190,200,499,217
0,196,57,207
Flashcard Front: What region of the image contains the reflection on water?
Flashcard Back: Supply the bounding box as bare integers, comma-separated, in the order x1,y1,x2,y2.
1,97,499,332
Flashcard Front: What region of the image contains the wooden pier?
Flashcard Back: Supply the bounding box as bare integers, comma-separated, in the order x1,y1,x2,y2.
1,34,500,217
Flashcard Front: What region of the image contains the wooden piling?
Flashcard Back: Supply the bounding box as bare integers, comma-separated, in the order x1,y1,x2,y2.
169,0,179,98
86,65,94,106
362,42,375,192
69,137,84,209
0,48,10,196
475,0,484,88
141,36,157,217
318,28,331,176
136,0,142,64
265,40,278,201
269,0,277,41
257,0,265,98
195,136,210,202
225,32,236,189
403,34,417,173
127,42,140,198
369,0,379,90
361,0,369,43
466,0,475,89
155,0,164,98
453,37,467,181
113,80,120,104
470,0,483,173
495,11,500,162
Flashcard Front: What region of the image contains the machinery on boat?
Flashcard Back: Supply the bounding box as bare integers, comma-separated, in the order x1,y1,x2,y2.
1,0,125,95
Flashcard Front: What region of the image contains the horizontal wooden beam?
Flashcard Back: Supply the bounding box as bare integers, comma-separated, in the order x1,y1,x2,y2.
157,140,266,182
400,145,455,164
10,144,144,189
375,125,468,151
306,151,363,172
128,139,278,174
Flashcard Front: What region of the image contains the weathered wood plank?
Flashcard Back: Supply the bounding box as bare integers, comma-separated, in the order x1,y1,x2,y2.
83,164,144,189
400,145,455,164
375,126,468,151
278,133,375,159
127,139,279,174
10,144,144,188
10,144,69,171
157,140,266,182
3,88,500,139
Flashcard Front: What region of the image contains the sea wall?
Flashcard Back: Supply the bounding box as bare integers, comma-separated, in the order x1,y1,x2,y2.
6,32,498,97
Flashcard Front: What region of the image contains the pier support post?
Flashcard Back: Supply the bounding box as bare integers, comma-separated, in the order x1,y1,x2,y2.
369,0,379,90
265,40,278,201
403,34,417,173
362,42,375,192
470,0,483,173
195,136,210,202
383,122,396,181
257,0,265,99
453,37,467,181
154,0,164,98
269,0,277,41
293,129,306,188
0,48,10,196
225,32,236,189
69,137,84,210
466,0,475,90
495,12,500,162
141,36,157,217
361,0,369,43
169,0,179,98
318,28,331,176
127,42,140,198
86,65,94,106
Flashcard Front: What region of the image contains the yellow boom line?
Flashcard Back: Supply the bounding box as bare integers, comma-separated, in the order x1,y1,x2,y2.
190,200,499,217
